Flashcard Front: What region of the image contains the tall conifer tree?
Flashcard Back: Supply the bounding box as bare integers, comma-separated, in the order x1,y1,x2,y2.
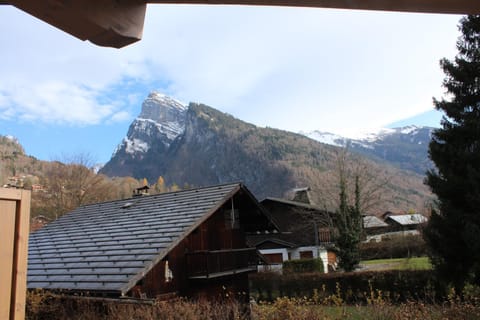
424,15,480,290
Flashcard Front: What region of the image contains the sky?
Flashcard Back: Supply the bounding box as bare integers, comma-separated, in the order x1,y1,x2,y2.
0,5,461,164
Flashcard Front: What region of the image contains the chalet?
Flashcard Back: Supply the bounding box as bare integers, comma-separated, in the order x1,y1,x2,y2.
362,215,389,242
27,183,276,301
385,213,427,233
248,193,337,273
362,213,428,242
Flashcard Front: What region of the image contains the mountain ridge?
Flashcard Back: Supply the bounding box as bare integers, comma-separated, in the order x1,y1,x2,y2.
302,125,434,175
100,93,433,213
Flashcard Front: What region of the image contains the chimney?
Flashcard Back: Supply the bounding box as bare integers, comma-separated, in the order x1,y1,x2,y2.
133,185,150,197
292,187,313,204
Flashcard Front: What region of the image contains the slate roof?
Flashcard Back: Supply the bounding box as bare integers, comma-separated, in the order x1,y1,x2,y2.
363,215,389,229
386,214,427,226
261,197,324,216
28,183,244,295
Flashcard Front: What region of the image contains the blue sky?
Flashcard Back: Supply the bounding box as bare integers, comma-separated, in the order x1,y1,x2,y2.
0,5,460,163
386,109,443,128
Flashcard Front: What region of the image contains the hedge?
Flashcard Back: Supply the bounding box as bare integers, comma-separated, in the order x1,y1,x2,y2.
250,269,439,303
360,234,427,260
283,258,324,274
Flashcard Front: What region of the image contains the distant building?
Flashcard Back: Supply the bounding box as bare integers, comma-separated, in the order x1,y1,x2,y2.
362,215,389,242
385,214,428,233
362,213,428,242
248,188,337,273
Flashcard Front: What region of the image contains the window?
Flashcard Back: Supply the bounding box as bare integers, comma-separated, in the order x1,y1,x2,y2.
263,253,283,264
300,251,313,259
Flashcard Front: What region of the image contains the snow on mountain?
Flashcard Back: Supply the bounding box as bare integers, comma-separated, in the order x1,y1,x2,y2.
304,125,427,146
301,131,346,147
124,137,150,154
112,92,188,157
399,125,420,135
302,125,434,175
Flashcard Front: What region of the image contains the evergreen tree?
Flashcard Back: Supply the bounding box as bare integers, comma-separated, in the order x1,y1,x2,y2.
336,170,362,272
424,15,480,290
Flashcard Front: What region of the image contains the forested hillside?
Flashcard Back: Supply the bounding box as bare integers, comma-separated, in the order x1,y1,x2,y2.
100,94,434,214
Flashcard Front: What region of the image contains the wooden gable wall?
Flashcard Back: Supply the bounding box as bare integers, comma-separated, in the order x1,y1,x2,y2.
131,194,253,300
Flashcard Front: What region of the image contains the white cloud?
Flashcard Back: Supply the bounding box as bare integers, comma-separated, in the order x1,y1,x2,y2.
0,4,461,133
109,111,132,123
1,82,116,125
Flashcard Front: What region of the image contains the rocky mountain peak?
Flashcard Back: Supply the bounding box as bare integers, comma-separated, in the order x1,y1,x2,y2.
139,91,187,124
100,97,433,213
110,92,188,159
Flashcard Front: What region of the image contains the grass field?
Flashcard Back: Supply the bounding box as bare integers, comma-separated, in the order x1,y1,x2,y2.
252,302,464,320
359,257,432,271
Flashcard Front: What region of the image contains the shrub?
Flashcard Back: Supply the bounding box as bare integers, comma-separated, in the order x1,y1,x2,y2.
250,269,439,303
26,290,250,320
26,287,480,319
360,234,427,260
283,258,324,274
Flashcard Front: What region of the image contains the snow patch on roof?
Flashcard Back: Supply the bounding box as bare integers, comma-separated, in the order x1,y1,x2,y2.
387,214,427,226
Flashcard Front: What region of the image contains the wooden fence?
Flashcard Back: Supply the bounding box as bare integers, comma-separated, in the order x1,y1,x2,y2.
0,188,30,320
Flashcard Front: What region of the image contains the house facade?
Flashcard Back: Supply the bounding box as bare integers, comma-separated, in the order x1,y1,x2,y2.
248,195,337,273
27,183,276,301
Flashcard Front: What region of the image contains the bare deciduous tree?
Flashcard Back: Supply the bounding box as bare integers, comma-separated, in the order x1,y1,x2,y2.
32,154,117,219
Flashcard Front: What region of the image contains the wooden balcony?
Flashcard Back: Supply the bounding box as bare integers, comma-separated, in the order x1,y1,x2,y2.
186,248,258,279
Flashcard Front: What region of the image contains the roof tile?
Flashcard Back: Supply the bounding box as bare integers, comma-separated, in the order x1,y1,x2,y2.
28,183,241,294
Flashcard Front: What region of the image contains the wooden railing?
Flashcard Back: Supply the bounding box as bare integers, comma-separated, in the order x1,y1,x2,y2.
185,248,258,279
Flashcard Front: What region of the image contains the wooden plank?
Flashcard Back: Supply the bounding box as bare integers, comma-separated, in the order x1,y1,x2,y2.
1,0,479,49
8,0,146,48
188,266,257,280
0,189,30,320
0,188,22,201
12,190,30,320
149,0,480,14
0,199,17,320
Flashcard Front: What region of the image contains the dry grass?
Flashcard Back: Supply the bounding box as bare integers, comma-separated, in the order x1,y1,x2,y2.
26,288,480,320
26,290,250,320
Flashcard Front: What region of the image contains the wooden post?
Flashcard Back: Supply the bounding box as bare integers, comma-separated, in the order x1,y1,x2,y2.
0,188,31,320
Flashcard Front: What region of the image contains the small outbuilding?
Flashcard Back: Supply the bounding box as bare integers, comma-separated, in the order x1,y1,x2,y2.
27,183,276,301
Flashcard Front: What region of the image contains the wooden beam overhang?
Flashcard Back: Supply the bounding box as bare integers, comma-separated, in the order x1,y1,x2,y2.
1,0,479,48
